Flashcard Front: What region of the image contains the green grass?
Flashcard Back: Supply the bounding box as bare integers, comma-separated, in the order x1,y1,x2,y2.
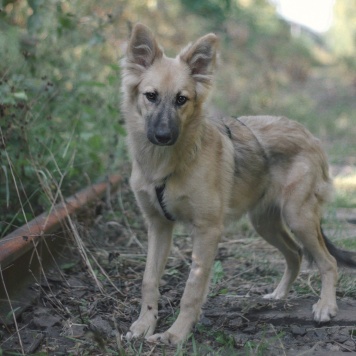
337,237,356,250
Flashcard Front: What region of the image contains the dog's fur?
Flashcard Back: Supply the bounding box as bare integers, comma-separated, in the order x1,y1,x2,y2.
121,24,356,344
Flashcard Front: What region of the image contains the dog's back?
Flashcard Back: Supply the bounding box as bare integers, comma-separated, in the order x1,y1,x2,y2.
209,114,331,219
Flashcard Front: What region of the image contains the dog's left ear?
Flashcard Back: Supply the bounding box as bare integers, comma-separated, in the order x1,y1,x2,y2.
179,33,218,84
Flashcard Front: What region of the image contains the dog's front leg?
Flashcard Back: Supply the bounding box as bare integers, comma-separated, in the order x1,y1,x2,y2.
147,223,222,345
126,216,174,339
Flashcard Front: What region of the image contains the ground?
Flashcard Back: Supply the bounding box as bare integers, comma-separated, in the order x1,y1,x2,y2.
1,168,355,356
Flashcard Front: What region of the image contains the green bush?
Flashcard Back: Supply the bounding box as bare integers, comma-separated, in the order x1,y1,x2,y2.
0,0,125,236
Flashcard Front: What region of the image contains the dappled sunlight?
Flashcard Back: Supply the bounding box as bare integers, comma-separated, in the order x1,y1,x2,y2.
334,173,356,192
333,168,356,208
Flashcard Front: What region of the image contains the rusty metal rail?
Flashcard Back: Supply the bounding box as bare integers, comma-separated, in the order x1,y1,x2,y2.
0,174,121,269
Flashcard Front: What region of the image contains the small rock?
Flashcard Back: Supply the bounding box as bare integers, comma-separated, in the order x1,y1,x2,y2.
68,324,87,338
228,317,243,329
234,332,250,345
303,330,315,341
243,322,257,334
290,325,307,336
89,316,113,337
199,316,213,327
32,315,61,330
314,328,328,339
343,340,356,350
326,343,340,351
333,333,349,343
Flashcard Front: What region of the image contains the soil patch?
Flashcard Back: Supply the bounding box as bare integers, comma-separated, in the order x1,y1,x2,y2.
1,175,355,355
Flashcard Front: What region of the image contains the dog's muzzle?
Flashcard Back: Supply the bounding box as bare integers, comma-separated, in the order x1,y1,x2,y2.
153,126,176,145
147,118,179,146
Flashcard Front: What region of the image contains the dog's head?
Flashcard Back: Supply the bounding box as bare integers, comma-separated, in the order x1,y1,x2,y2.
122,24,218,146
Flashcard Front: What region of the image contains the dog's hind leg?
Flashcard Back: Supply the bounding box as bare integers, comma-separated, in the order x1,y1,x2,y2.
126,215,174,339
283,198,338,323
250,206,302,299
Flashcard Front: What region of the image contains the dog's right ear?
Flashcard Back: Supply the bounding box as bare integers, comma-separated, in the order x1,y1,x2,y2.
126,24,163,69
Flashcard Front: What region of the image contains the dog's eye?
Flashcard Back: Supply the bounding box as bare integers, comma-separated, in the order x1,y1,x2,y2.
144,92,157,102
176,95,188,106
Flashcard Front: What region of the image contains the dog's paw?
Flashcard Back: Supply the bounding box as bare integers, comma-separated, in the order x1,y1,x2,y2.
125,326,151,341
263,290,287,300
312,299,338,323
126,315,157,340
147,331,181,345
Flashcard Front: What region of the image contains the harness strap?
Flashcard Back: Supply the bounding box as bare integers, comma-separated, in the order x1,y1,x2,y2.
224,124,232,139
155,183,175,221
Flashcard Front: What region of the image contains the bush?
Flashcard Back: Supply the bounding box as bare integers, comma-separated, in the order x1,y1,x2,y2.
0,0,125,236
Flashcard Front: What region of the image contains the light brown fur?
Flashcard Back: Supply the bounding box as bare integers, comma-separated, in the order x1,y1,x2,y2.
121,24,355,345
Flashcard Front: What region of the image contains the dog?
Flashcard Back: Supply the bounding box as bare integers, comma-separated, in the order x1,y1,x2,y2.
121,23,356,344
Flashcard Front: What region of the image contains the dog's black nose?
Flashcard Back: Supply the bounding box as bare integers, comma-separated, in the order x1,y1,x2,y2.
147,119,179,146
154,128,172,145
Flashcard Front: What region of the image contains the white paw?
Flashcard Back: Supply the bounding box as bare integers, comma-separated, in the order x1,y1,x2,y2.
263,290,287,300
312,299,338,323
147,331,182,345
125,331,134,340
126,313,158,340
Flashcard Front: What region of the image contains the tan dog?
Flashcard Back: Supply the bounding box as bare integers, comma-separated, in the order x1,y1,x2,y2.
121,24,356,344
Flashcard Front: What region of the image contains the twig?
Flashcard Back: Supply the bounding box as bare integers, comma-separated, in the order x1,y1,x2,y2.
27,333,45,354
269,323,287,356
333,340,354,352
306,273,318,296
223,265,258,284
147,344,157,356
172,245,190,267
0,267,25,355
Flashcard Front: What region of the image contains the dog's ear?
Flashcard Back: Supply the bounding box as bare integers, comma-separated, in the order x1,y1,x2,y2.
126,23,163,69
179,33,218,83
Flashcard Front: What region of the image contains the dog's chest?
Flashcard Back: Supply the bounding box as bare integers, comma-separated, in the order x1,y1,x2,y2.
152,176,197,222
154,183,192,222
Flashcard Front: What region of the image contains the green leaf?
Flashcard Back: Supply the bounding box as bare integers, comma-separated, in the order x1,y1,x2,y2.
218,288,228,295
109,63,120,71
58,13,76,30
6,307,21,321
13,91,28,101
88,134,103,150
212,260,224,285
61,262,77,271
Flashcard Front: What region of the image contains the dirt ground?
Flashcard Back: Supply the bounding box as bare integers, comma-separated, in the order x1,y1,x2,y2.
1,174,356,355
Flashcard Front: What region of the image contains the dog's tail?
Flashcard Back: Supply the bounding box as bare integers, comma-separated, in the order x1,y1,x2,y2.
321,226,356,268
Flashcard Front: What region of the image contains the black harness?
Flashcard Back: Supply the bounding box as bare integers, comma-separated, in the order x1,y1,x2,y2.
155,124,233,222
224,124,232,139
155,182,176,221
